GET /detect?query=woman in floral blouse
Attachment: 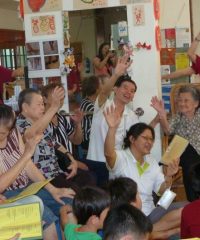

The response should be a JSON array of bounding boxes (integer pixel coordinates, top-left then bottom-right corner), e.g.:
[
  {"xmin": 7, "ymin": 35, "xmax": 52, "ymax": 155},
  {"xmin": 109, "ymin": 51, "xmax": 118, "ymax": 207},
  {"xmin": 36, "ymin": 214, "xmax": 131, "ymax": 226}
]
[{"xmin": 151, "ymin": 85, "xmax": 200, "ymax": 201}]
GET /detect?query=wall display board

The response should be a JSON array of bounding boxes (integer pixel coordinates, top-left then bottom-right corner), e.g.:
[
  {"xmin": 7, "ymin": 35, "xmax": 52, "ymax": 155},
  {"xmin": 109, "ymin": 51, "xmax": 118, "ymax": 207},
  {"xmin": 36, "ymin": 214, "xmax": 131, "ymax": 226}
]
[{"xmin": 160, "ymin": 27, "xmax": 190, "ymax": 112}]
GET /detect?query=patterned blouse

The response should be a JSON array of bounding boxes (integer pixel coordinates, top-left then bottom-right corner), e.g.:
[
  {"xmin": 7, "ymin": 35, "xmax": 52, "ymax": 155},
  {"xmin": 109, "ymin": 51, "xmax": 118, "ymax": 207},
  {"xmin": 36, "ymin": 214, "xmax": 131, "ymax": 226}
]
[
  {"xmin": 0, "ymin": 128, "xmax": 30, "ymax": 190},
  {"xmin": 50, "ymin": 113, "xmax": 74, "ymax": 152},
  {"xmin": 169, "ymin": 108, "xmax": 200, "ymax": 155},
  {"xmin": 16, "ymin": 114, "xmax": 62, "ymax": 179}
]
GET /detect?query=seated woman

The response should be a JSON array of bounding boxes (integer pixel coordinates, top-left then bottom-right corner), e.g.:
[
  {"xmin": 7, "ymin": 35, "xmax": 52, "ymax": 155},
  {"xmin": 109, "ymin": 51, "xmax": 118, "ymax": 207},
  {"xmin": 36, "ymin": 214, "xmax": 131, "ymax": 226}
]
[
  {"xmin": 104, "ymin": 106, "xmax": 187, "ymax": 236},
  {"xmin": 151, "ymin": 85, "xmax": 200, "ymax": 201},
  {"xmin": 17, "ymin": 86, "xmax": 94, "ymax": 191},
  {"xmin": 0, "ymin": 105, "xmax": 75, "ymax": 240},
  {"xmin": 41, "ymin": 83, "xmax": 96, "ymax": 186}
]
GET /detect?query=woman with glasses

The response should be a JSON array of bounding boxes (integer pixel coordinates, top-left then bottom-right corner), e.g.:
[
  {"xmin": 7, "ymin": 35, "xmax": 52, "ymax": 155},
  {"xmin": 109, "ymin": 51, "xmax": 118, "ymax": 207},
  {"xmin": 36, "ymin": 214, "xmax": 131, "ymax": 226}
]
[{"xmin": 104, "ymin": 106, "xmax": 186, "ymax": 238}]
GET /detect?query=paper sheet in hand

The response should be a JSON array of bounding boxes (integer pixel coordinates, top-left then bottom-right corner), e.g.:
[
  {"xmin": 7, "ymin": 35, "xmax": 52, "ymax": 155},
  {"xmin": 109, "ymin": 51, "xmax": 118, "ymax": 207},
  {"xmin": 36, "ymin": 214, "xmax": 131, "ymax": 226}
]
[
  {"xmin": 4, "ymin": 179, "xmax": 52, "ymax": 204},
  {"xmin": 162, "ymin": 135, "xmax": 189, "ymax": 164},
  {"xmin": 0, "ymin": 202, "xmax": 42, "ymax": 240}
]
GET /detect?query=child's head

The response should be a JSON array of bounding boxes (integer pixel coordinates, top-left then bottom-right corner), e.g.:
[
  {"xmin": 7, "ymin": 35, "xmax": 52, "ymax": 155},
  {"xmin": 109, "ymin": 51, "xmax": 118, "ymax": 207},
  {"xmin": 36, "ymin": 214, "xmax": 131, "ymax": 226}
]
[
  {"xmin": 103, "ymin": 204, "xmax": 153, "ymax": 240},
  {"xmin": 107, "ymin": 177, "xmax": 142, "ymax": 209},
  {"xmin": 73, "ymin": 186, "xmax": 110, "ymax": 228}
]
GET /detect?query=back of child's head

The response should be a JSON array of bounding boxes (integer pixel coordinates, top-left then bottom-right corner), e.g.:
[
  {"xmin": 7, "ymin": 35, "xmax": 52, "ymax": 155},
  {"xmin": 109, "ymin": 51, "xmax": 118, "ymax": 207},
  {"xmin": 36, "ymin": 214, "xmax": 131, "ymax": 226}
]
[
  {"xmin": 73, "ymin": 186, "xmax": 110, "ymax": 225},
  {"xmin": 103, "ymin": 204, "xmax": 153, "ymax": 240},
  {"xmin": 190, "ymin": 162, "xmax": 200, "ymax": 199},
  {"xmin": 107, "ymin": 177, "xmax": 138, "ymax": 208}
]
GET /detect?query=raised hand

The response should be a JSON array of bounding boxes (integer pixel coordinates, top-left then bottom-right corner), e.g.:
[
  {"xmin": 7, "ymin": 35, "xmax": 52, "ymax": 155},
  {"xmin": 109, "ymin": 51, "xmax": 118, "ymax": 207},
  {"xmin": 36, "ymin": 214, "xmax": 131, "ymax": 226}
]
[
  {"xmin": 104, "ymin": 105, "xmax": 121, "ymax": 129},
  {"xmin": 51, "ymin": 86, "xmax": 65, "ymax": 110},
  {"xmin": 114, "ymin": 54, "xmax": 133, "ymax": 77},
  {"xmin": 151, "ymin": 96, "xmax": 165, "ymax": 115}
]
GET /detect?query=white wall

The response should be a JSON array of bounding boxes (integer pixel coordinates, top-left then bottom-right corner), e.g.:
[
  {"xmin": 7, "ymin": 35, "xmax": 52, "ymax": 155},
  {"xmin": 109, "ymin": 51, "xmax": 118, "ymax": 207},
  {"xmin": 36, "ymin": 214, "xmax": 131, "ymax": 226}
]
[
  {"xmin": 160, "ymin": 0, "xmax": 190, "ymax": 29},
  {"xmin": 191, "ymin": 0, "xmax": 200, "ymax": 37},
  {"xmin": 0, "ymin": 9, "xmax": 23, "ymax": 30}
]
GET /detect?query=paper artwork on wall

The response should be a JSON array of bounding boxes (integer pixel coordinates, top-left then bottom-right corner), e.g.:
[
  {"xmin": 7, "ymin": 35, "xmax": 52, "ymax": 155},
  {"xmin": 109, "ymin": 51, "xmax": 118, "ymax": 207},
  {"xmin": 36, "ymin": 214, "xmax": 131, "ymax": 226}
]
[
  {"xmin": 31, "ymin": 15, "xmax": 56, "ymax": 36},
  {"xmin": 175, "ymin": 53, "xmax": 190, "ymax": 70},
  {"xmin": 73, "ymin": 0, "xmax": 108, "ymax": 10},
  {"xmin": 133, "ymin": 5, "xmax": 145, "ymax": 26},
  {"xmin": 120, "ymin": 0, "xmax": 151, "ymax": 4},
  {"xmin": 165, "ymin": 28, "xmax": 176, "ymax": 48},
  {"xmin": 24, "ymin": 0, "xmax": 62, "ymax": 14},
  {"xmin": 176, "ymin": 28, "xmax": 190, "ymax": 48},
  {"xmin": 118, "ymin": 21, "xmax": 128, "ymax": 37},
  {"xmin": 160, "ymin": 48, "xmax": 176, "ymax": 65},
  {"xmin": 27, "ymin": 57, "xmax": 42, "ymax": 71},
  {"xmin": 26, "ymin": 42, "xmax": 40, "ymax": 56}
]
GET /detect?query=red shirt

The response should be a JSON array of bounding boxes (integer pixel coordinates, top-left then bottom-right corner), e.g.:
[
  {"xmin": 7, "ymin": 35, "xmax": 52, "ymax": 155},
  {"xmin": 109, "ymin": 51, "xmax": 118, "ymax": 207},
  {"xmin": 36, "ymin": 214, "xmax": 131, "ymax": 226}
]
[
  {"xmin": 181, "ymin": 199, "xmax": 200, "ymax": 238},
  {"xmin": 0, "ymin": 66, "xmax": 14, "ymax": 104},
  {"xmin": 67, "ymin": 67, "xmax": 81, "ymax": 92},
  {"xmin": 191, "ymin": 55, "xmax": 200, "ymax": 75}
]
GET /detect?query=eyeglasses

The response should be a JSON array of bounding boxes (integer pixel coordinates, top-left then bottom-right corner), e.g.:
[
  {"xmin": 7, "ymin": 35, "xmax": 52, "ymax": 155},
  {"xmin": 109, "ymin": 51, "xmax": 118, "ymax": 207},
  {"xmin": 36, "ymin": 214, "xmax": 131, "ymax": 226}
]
[{"xmin": 140, "ymin": 135, "xmax": 154, "ymax": 142}]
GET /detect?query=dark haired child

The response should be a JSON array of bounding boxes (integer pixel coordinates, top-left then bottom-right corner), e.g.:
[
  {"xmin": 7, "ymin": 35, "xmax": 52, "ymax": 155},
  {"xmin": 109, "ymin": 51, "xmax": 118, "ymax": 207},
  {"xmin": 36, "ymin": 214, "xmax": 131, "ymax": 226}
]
[{"xmin": 60, "ymin": 186, "xmax": 110, "ymax": 240}]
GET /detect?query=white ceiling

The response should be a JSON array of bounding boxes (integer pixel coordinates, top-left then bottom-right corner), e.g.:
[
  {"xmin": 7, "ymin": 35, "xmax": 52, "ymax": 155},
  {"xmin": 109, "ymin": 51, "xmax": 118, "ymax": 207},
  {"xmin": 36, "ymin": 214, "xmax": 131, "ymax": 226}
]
[{"xmin": 0, "ymin": 0, "xmax": 19, "ymax": 11}]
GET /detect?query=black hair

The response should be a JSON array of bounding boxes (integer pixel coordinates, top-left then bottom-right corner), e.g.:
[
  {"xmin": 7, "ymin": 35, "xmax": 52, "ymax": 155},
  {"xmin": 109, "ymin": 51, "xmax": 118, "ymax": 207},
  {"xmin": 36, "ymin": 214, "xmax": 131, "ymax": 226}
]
[
  {"xmin": 103, "ymin": 204, "xmax": 153, "ymax": 240},
  {"xmin": 124, "ymin": 123, "xmax": 155, "ymax": 149},
  {"xmin": 190, "ymin": 162, "xmax": 200, "ymax": 199},
  {"xmin": 107, "ymin": 177, "xmax": 138, "ymax": 208},
  {"xmin": 82, "ymin": 75, "xmax": 100, "ymax": 98},
  {"xmin": 18, "ymin": 88, "xmax": 40, "ymax": 112},
  {"xmin": 178, "ymin": 85, "xmax": 200, "ymax": 109},
  {"xmin": 97, "ymin": 42, "xmax": 113, "ymax": 66},
  {"xmin": 0, "ymin": 104, "xmax": 16, "ymax": 129},
  {"xmin": 114, "ymin": 75, "xmax": 137, "ymax": 92},
  {"xmin": 72, "ymin": 186, "xmax": 110, "ymax": 225}
]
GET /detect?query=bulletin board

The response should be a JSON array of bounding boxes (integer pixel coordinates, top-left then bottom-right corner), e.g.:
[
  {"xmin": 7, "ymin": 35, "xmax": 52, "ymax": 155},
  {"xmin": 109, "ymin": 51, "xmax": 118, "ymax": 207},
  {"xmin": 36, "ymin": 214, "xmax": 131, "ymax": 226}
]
[{"xmin": 160, "ymin": 27, "xmax": 191, "ymax": 112}]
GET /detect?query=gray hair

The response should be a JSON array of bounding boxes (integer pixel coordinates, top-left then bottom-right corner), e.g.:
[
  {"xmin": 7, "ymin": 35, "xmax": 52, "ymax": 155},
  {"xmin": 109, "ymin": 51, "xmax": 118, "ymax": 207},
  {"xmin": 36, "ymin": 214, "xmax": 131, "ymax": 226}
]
[{"xmin": 178, "ymin": 85, "xmax": 200, "ymax": 105}]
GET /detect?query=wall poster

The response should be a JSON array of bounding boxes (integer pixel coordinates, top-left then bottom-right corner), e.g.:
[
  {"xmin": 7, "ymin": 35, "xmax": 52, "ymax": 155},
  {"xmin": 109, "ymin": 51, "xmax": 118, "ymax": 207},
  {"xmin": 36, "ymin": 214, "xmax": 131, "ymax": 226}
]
[
  {"xmin": 31, "ymin": 15, "xmax": 56, "ymax": 36},
  {"xmin": 73, "ymin": 0, "xmax": 108, "ymax": 10}
]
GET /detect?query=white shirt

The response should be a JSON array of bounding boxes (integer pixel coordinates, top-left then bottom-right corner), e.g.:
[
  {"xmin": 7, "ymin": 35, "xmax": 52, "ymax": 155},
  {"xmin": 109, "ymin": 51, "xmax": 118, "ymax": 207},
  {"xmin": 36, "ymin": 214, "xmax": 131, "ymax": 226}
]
[
  {"xmin": 87, "ymin": 98, "xmax": 139, "ymax": 162},
  {"xmin": 108, "ymin": 148, "xmax": 164, "ymax": 216}
]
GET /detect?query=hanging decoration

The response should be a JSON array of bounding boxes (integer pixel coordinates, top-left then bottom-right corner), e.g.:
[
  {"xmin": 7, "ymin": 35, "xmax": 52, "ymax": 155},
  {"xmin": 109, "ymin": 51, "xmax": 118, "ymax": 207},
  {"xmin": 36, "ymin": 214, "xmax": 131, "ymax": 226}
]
[
  {"xmin": 61, "ymin": 48, "xmax": 76, "ymax": 75},
  {"xmin": 153, "ymin": 0, "xmax": 160, "ymax": 20},
  {"xmin": 19, "ymin": 0, "xmax": 24, "ymax": 19},
  {"xmin": 135, "ymin": 42, "xmax": 151, "ymax": 50},
  {"xmin": 155, "ymin": 25, "xmax": 161, "ymax": 51}
]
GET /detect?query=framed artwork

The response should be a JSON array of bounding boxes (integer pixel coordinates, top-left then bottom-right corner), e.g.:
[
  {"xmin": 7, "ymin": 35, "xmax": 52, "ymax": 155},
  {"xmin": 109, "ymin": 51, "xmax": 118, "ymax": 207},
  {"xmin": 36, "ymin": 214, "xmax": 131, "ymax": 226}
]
[
  {"xmin": 26, "ymin": 42, "xmax": 40, "ymax": 56},
  {"xmin": 27, "ymin": 57, "xmax": 42, "ymax": 71},
  {"xmin": 31, "ymin": 15, "xmax": 56, "ymax": 36},
  {"xmin": 43, "ymin": 40, "xmax": 58, "ymax": 55},
  {"xmin": 133, "ymin": 5, "xmax": 145, "ymax": 26}
]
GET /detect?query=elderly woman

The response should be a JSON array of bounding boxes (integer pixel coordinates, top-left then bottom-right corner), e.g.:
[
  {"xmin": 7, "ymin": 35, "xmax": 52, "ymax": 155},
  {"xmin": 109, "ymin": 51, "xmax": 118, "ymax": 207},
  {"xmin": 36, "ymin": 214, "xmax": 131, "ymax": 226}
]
[
  {"xmin": 104, "ymin": 106, "xmax": 186, "ymax": 237},
  {"xmin": 0, "ymin": 105, "xmax": 75, "ymax": 240},
  {"xmin": 151, "ymin": 85, "xmax": 200, "ymax": 201}
]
